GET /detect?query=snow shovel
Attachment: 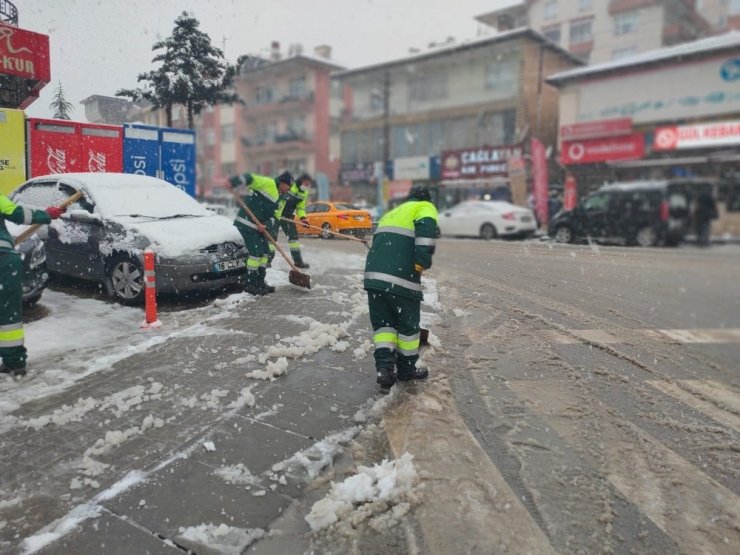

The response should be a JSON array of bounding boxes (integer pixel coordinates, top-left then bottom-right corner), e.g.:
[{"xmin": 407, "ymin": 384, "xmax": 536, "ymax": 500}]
[
  {"xmin": 13, "ymin": 191, "xmax": 84, "ymax": 245},
  {"xmin": 280, "ymin": 217, "xmax": 370, "ymax": 248},
  {"xmin": 229, "ymin": 190, "xmax": 311, "ymax": 289}
]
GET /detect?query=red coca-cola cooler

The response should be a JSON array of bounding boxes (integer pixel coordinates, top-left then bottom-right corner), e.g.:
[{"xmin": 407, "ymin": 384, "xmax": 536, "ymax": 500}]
[
  {"xmin": 27, "ymin": 118, "xmax": 81, "ymax": 176},
  {"xmin": 79, "ymin": 123, "xmax": 123, "ymax": 173},
  {"xmin": 27, "ymin": 118, "xmax": 123, "ymax": 177}
]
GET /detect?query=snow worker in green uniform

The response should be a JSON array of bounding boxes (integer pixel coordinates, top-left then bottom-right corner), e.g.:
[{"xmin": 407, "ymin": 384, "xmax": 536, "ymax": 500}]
[
  {"xmin": 276, "ymin": 173, "xmax": 312, "ymax": 269},
  {"xmin": 230, "ymin": 171, "xmax": 292, "ymax": 296},
  {"xmin": 1, "ymin": 194, "xmax": 65, "ymax": 377},
  {"xmin": 363, "ymin": 185, "xmax": 438, "ymax": 392}
]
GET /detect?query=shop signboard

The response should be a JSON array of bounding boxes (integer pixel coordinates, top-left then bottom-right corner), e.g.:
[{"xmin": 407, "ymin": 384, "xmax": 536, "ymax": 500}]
[
  {"xmin": 441, "ymin": 145, "xmax": 522, "ymax": 180},
  {"xmin": 0, "ymin": 21, "xmax": 51, "ymax": 108},
  {"xmin": 0, "ymin": 108, "xmax": 26, "ymax": 195},
  {"xmin": 560, "ymin": 118, "xmax": 632, "ymax": 141},
  {"xmin": 561, "ymin": 133, "xmax": 645, "ymax": 165},
  {"xmin": 339, "ymin": 162, "xmax": 375, "ymax": 183},
  {"xmin": 393, "ymin": 156, "xmax": 430, "ymax": 180},
  {"xmin": 653, "ymin": 120, "xmax": 740, "ymax": 150}
]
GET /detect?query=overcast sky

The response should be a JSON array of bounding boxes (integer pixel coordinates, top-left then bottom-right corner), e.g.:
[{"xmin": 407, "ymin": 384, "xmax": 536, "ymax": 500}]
[{"xmin": 20, "ymin": 0, "xmax": 511, "ymax": 120}]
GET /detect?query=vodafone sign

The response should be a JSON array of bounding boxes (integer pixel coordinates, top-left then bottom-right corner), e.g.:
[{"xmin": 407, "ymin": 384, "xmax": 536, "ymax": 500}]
[
  {"xmin": 654, "ymin": 120, "xmax": 740, "ymax": 150},
  {"xmin": 561, "ymin": 133, "xmax": 645, "ymax": 165}
]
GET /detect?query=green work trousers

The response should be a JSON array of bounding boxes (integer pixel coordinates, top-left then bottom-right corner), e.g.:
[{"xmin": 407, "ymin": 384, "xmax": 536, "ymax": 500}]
[
  {"xmin": 367, "ymin": 290, "xmax": 421, "ymax": 374},
  {"xmin": 0, "ymin": 252, "xmax": 26, "ymax": 370}
]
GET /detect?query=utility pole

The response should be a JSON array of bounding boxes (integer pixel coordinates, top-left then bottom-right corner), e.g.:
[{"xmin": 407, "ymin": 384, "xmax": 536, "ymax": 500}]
[{"xmin": 378, "ymin": 68, "xmax": 391, "ymax": 215}]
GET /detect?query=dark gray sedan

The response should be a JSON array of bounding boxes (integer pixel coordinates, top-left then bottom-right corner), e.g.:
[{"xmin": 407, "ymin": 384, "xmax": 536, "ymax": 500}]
[{"xmin": 11, "ymin": 173, "xmax": 248, "ymax": 304}]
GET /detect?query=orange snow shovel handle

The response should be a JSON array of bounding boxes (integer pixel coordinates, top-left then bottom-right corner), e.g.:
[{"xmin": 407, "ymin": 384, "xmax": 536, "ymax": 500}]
[{"xmin": 13, "ymin": 191, "xmax": 84, "ymax": 245}]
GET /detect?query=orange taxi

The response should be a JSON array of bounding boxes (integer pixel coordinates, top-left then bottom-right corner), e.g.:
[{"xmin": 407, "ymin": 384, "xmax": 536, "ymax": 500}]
[{"xmin": 297, "ymin": 201, "xmax": 373, "ymax": 239}]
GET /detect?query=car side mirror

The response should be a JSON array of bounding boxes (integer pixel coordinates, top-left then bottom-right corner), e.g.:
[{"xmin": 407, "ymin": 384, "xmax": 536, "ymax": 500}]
[{"xmin": 67, "ymin": 209, "xmax": 102, "ymax": 225}]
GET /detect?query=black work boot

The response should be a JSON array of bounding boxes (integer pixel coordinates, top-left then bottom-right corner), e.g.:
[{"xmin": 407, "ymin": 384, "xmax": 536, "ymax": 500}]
[
  {"xmin": 258, "ymin": 268, "xmax": 276, "ymax": 293},
  {"xmin": 397, "ymin": 367, "xmax": 429, "ymax": 382},
  {"xmin": 0, "ymin": 364, "xmax": 26, "ymax": 377},
  {"xmin": 376, "ymin": 366, "xmax": 396, "ymax": 394},
  {"xmin": 293, "ymin": 255, "xmax": 310, "ymax": 269},
  {"xmin": 243, "ymin": 276, "xmax": 267, "ymax": 296}
]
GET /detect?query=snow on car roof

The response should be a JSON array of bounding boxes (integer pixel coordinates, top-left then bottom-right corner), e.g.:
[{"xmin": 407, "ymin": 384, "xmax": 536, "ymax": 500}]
[{"xmin": 32, "ymin": 173, "xmax": 210, "ymax": 219}]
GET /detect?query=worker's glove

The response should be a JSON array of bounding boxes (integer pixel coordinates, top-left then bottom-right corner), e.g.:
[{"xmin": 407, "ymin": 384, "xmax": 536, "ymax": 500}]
[
  {"xmin": 228, "ymin": 175, "xmax": 245, "ymax": 188},
  {"xmin": 257, "ymin": 222, "xmax": 266, "ymax": 233},
  {"xmin": 300, "ymin": 217, "xmax": 309, "ymax": 228},
  {"xmin": 45, "ymin": 206, "xmax": 65, "ymax": 219},
  {"xmin": 414, "ymin": 263, "xmax": 424, "ymax": 274}
]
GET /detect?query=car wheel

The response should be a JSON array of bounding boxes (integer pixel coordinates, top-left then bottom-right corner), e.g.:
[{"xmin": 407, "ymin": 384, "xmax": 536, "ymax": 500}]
[
  {"xmin": 105, "ymin": 254, "xmax": 144, "ymax": 305},
  {"xmin": 554, "ymin": 225, "xmax": 574, "ymax": 243},
  {"xmin": 480, "ymin": 223, "xmax": 497, "ymax": 240},
  {"xmin": 635, "ymin": 226, "xmax": 658, "ymax": 247},
  {"xmin": 320, "ymin": 223, "xmax": 332, "ymax": 240}
]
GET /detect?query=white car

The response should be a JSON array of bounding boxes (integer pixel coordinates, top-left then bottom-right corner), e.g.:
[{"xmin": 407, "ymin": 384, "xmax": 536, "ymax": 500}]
[{"xmin": 438, "ymin": 200, "xmax": 537, "ymax": 240}]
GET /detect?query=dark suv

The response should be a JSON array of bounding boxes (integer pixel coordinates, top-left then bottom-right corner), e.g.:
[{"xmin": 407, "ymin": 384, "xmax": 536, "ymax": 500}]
[{"xmin": 548, "ymin": 180, "xmax": 694, "ymax": 247}]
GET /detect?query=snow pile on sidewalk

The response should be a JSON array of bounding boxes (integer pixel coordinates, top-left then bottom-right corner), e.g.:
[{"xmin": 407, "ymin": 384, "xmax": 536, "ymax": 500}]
[
  {"xmin": 178, "ymin": 523, "xmax": 265, "ymax": 553},
  {"xmin": 305, "ymin": 452, "xmax": 420, "ymax": 533},
  {"xmin": 273, "ymin": 427, "xmax": 359, "ymax": 479}
]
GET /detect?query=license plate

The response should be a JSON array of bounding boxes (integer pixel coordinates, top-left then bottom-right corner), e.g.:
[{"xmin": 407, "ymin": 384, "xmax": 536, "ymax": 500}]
[
  {"xmin": 520, "ymin": 215, "xmax": 532, "ymax": 222},
  {"xmin": 214, "ymin": 259, "xmax": 244, "ymax": 272}
]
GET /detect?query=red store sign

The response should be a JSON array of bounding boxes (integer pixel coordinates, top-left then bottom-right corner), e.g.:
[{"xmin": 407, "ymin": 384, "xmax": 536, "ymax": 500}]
[
  {"xmin": 441, "ymin": 145, "xmax": 523, "ymax": 180},
  {"xmin": 560, "ymin": 118, "xmax": 632, "ymax": 141},
  {"xmin": 654, "ymin": 120, "xmax": 740, "ymax": 150},
  {"xmin": 561, "ymin": 133, "xmax": 645, "ymax": 165},
  {"xmin": 0, "ymin": 20, "xmax": 50, "ymax": 81}
]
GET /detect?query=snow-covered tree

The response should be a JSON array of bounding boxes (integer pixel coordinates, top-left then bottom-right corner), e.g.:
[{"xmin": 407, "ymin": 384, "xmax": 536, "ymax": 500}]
[
  {"xmin": 116, "ymin": 12, "xmax": 239, "ymax": 129},
  {"xmin": 49, "ymin": 81, "xmax": 74, "ymax": 120}
]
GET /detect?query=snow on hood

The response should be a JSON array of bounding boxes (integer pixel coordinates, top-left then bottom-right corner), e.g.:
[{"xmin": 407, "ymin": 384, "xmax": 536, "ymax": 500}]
[{"xmin": 113, "ymin": 214, "xmax": 243, "ymax": 257}]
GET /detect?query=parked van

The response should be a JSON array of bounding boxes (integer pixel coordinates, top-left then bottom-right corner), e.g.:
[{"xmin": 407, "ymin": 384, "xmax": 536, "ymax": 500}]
[{"xmin": 548, "ymin": 180, "xmax": 696, "ymax": 247}]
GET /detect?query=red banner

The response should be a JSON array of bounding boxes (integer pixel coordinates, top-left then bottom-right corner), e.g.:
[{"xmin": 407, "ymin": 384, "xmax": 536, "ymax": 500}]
[
  {"xmin": 564, "ymin": 173, "xmax": 577, "ymax": 211},
  {"xmin": 561, "ymin": 133, "xmax": 644, "ymax": 165},
  {"xmin": 531, "ymin": 138, "xmax": 549, "ymax": 226},
  {"xmin": 560, "ymin": 118, "xmax": 632, "ymax": 141}
]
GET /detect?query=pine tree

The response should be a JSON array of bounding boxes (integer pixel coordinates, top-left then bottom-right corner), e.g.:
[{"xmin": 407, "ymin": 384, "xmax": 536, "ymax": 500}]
[
  {"xmin": 49, "ymin": 80, "xmax": 74, "ymax": 120},
  {"xmin": 117, "ymin": 12, "xmax": 239, "ymax": 129}
]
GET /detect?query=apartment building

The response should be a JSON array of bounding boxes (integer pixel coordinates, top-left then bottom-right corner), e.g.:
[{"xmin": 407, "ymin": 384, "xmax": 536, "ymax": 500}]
[
  {"xmin": 475, "ymin": 0, "xmax": 712, "ymax": 63},
  {"xmin": 334, "ymin": 29, "xmax": 581, "ymax": 207},
  {"xmin": 234, "ymin": 43, "xmax": 344, "ymax": 195}
]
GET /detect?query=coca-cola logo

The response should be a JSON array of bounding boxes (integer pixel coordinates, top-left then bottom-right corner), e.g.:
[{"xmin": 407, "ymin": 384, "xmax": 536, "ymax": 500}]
[
  {"xmin": 88, "ymin": 150, "xmax": 106, "ymax": 172},
  {"xmin": 46, "ymin": 145, "xmax": 67, "ymax": 174}
]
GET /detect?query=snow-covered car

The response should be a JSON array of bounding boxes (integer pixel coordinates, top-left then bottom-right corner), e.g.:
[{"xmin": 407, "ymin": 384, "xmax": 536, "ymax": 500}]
[
  {"xmin": 6, "ymin": 223, "xmax": 49, "ymax": 306},
  {"xmin": 438, "ymin": 200, "xmax": 537, "ymax": 240},
  {"xmin": 11, "ymin": 173, "xmax": 248, "ymax": 305}
]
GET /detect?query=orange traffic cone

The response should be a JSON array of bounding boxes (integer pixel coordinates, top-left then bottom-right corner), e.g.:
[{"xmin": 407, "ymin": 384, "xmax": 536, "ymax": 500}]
[{"xmin": 141, "ymin": 248, "xmax": 161, "ymax": 329}]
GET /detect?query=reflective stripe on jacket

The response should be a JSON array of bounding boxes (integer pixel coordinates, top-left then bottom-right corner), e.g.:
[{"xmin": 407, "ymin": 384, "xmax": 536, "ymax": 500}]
[{"xmin": 232, "ymin": 174, "xmax": 280, "ymax": 232}]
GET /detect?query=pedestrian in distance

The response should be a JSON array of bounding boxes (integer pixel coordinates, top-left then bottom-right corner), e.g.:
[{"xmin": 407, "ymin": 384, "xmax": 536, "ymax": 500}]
[
  {"xmin": 229, "ymin": 171, "xmax": 292, "ymax": 295},
  {"xmin": 693, "ymin": 190, "xmax": 718, "ymax": 247},
  {"xmin": 363, "ymin": 184, "xmax": 439, "ymax": 393},
  {"xmin": 1, "ymin": 195, "xmax": 65, "ymax": 377}
]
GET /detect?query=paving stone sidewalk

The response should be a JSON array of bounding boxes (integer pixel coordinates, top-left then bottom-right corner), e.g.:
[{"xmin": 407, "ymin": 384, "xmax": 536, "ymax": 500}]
[{"xmin": 0, "ymin": 260, "xmax": 389, "ymax": 554}]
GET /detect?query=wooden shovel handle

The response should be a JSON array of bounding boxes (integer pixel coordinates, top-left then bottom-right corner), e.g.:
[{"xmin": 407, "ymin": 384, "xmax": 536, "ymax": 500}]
[
  {"xmin": 280, "ymin": 217, "xmax": 369, "ymax": 244},
  {"xmin": 14, "ymin": 190, "xmax": 84, "ymax": 245}
]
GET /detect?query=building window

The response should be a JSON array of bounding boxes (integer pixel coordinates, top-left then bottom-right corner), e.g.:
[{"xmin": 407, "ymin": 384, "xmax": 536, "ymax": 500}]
[
  {"xmin": 579, "ymin": 0, "xmax": 592, "ymax": 11},
  {"xmin": 409, "ymin": 72, "xmax": 448, "ymax": 102},
  {"xmin": 255, "ymin": 86, "xmax": 275, "ymax": 104},
  {"xmin": 614, "ymin": 11, "xmax": 639, "ymax": 35},
  {"xmin": 485, "ymin": 58, "xmax": 518, "ymax": 93},
  {"xmin": 368, "ymin": 84, "xmax": 385, "ymax": 113},
  {"xmin": 221, "ymin": 163, "xmax": 235, "ymax": 176},
  {"xmin": 287, "ymin": 116, "xmax": 305, "ymax": 137},
  {"xmin": 612, "ymin": 45, "xmax": 638, "ymax": 60},
  {"xmin": 570, "ymin": 19, "xmax": 593, "ymax": 44},
  {"xmin": 205, "ymin": 128, "xmax": 216, "ymax": 146},
  {"xmin": 731, "ymin": 0, "xmax": 740, "ymax": 15},
  {"xmin": 288, "ymin": 76, "xmax": 307, "ymax": 99},
  {"xmin": 221, "ymin": 124, "xmax": 234, "ymax": 143},
  {"xmin": 542, "ymin": 24, "xmax": 561, "ymax": 44},
  {"xmin": 331, "ymin": 79, "xmax": 343, "ymax": 99},
  {"xmin": 256, "ymin": 121, "xmax": 277, "ymax": 144},
  {"xmin": 544, "ymin": 0, "xmax": 558, "ymax": 21}
]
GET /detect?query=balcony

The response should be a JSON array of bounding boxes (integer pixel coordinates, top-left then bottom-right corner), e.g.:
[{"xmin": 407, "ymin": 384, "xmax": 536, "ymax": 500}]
[
  {"xmin": 241, "ymin": 132, "xmax": 314, "ymax": 153},
  {"xmin": 244, "ymin": 91, "xmax": 315, "ymax": 118},
  {"xmin": 608, "ymin": 0, "xmax": 655, "ymax": 15}
]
